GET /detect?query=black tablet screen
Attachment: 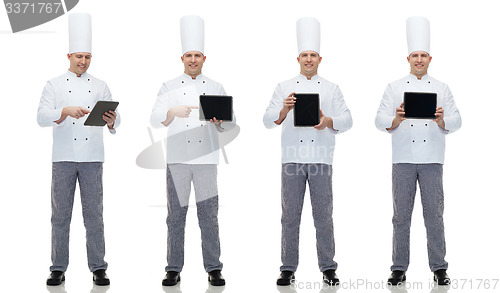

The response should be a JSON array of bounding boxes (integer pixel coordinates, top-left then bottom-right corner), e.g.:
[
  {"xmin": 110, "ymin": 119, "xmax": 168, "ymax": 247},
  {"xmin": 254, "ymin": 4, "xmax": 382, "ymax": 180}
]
[
  {"xmin": 294, "ymin": 93, "xmax": 320, "ymax": 127},
  {"xmin": 404, "ymin": 92, "xmax": 437, "ymax": 119},
  {"xmin": 199, "ymin": 95, "xmax": 233, "ymax": 121}
]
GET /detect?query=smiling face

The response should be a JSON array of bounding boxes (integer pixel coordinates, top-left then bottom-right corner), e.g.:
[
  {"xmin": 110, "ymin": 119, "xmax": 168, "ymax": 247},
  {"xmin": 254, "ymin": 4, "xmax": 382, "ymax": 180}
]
[
  {"xmin": 297, "ymin": 50, "xmax": 322, "ymax": 79},
  {"xmin": 67, "ymin": 52, "xmax": 92, "ymax": 77},
  {"xmin": 182, "ymin": 51, "xmax": 206, "ymax": 78},
  {"xmin": 407, "ymin": 51, "xmax": 432, "ymax": 79}
]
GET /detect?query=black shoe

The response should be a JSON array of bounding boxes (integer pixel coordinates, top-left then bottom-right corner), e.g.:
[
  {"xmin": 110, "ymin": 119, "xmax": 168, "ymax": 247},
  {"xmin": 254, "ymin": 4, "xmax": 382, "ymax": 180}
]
[
  {"xmin": 162, "ymin": 271, "xmax": 181, "ymax": 286},
  {"xmin": 208, "ymin": 270, "xmax": 225, "ymax": 286},
  {"xmin": 46, "ymin": 271, "xmax": 65, "ymax": 286},
  {"xmin": 388, "ymin": 270, "xmax": 406, "ymax": 285},
  {"xmin": 276, "ymin": 271, "xmax": 295, "ymax": 286},
  {"xmin": 323, "ymin": 269, "xmax": 340, "ymax": 286},
  {"xmin": 93, "ymin": 269, "xmax": 110, "ymax": 286},
  {"xmin": 433, "ymin": 269, "xmax": 450, "ymax": 285}
]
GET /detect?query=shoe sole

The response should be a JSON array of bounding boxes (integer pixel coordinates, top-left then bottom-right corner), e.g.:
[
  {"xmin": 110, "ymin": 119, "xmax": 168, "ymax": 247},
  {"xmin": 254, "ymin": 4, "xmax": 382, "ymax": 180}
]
[
  {"xmin": 277, "ymin": 278, "xmax": 295, "ymax": 286},
  {"xmin": 208, "ymin": 278, "xmax": 226, "ymax": 286},
  {"xmin": 388, "ymin": 276, "xmax": 406, "ymax": 286},
  {"xmin": 434, "ymin": 276, "xmax": 450, "ymax": 286},
  {"xmin": 323, "ymin": 278, "xmax": 340, "ymax": 286},
  {"xmin": 162, "ymin": 276, "xmax": 180, "ymax": 286},
  {"xmin": 94, "ymin": 279, "xmax": 110, "ymax": 286}
]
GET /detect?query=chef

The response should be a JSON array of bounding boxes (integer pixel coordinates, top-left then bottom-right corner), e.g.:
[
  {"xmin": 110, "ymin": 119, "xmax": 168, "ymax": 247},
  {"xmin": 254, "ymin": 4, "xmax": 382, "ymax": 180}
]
[
  {"xmin": 150, "ymin": 15, "xmax": 234, "ymax": 287},
  {"xmin": 263, "ymin": 17, "xmax": 352, "ymax": 286},
  {"xmin": 375, "ymin": 16, "xmax": 461, "ymax": 286},
  {"xmin": 37, "ymin": 13, "xmax": 120, "ymax": 286}
]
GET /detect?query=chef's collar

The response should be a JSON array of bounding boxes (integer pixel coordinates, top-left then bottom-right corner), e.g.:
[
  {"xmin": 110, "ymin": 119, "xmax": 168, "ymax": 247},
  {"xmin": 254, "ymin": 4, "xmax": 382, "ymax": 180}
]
[
  {"xmin": 408, "ymin": 72, "xmax": 429, "ymax": 81},
  {"xmin": 183, "ymin": 72, "xmax": 204, "ymax": 80},
  {"xmin": 67, "ymin": 70, "xmax": 88, "ymax": 78},
  {"xmin": 298, "ymin": 73, "xmax": 320, "ymax": 81}
]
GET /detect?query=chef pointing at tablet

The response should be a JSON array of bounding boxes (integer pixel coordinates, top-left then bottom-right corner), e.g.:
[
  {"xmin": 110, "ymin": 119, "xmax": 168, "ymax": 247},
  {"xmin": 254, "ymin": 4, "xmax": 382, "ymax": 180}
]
[
  {"xmin": 37, "ymin": 13, "xmax": 120, "ymax": 286},
  {"xmin": 263, "ymin": 17, "xmax": 352, "ymax": 286},
  {"xmin": 150, "ymin": 15, "xmax": 234, "ymax": 287},
  {"xmin": 375, "ymin": 16, "xmax": 461, "ymax": 286}
]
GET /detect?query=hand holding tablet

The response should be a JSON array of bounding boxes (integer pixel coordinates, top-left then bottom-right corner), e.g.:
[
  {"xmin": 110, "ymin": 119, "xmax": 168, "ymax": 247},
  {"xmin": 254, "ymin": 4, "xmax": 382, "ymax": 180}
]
[{"xmin": 84, "ymin": 101, "xmax": 119, "ymax": 126}]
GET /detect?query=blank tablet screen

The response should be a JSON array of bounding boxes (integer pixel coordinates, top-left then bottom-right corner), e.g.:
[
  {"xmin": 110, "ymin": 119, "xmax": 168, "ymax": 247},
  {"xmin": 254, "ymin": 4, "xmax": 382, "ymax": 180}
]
[
  {"xmin": 199, "ymin": 95, "xmax": 233, "ymax": 121},
  {"xmin": 294, "ymin": 93, "xmax": 320, "ymax": 127},
  {"xmin": 404, "ymin": 92, "xmax": 437, "ymax": 119},
  {"xmin": 84, "ymin": 101, "xmax": 119, "ymax": 126}
]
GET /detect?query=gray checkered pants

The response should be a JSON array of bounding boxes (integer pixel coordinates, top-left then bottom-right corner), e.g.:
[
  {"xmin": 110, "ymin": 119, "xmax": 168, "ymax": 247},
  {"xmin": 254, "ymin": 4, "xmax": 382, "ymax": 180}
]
[
  {"xmin": 280, "ymin": 163, "xmax": 338, "ymax": 272},
  {"xmin": 50, "ymin": 162, "xmax": 108, "ymax": 272},
  {"xmin": 165, "ymin": 164, "xmax": 222, "ymax": 273},
  {"xmin": 391, "ymin": 163, "xmax": 449, "ymax": 272}
]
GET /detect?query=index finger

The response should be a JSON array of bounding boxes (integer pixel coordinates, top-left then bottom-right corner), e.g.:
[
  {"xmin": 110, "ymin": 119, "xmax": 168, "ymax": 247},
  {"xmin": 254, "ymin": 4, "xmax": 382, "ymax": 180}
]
[{"xmin": 188, "ymin": 106, "xmax": 199, "ymax": 109}]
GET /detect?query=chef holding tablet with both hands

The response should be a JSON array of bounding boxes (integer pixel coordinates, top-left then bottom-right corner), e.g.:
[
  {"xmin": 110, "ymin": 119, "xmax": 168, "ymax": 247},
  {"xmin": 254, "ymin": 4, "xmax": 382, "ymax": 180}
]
[
  {"xmin": 375, "ymin": 16, "xmax": 461, "ymax": 286},
  {"xmin": 263, "ymin": 17, "xmax": 352, "ymax": 287}
]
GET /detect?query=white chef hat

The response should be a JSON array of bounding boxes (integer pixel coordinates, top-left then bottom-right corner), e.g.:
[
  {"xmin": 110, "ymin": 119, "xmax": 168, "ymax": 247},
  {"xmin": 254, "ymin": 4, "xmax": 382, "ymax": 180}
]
[
  {"xmin": 406, "ymin": 16, "xmax": 430, "ymax": 56},
  {"xmin": 68, "ymin": 13, "xmax": 92, "ymax": 54},
  {"xmin": 297, "ymin": 17, "xmax": 320, "ymax": 56},
  {"xmin": 180, "ymin": 15, "xmax": 205, "ymax": 55}
]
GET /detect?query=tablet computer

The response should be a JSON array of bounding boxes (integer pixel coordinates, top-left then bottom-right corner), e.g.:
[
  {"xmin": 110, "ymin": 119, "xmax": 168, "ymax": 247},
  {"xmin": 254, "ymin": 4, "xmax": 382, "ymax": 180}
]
[
  {"xmin": 84, "ymin": 101, "xmax": 119, "ymax": 126},
  {"xmin": 199, "ymin": 95, "xmax": 233, "ymax": 121},
  {"xmin": 293, "ymin": 93, "xmax": 320, "ymax": 127},
  {"xmin": 403, "ymin": 92, "xmax": 437, "ymax": 119}
]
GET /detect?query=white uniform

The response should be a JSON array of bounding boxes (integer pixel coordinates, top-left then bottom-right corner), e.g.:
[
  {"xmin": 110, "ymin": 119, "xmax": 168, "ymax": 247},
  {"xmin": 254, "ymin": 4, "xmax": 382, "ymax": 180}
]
[
  {"xmin": 375, "ymin": 73, "xmax": 461, "ymax": 164},
  {"xmin": 37, "ymin": 70, "xmax": 121, "ymax": 162},
  {"xmin": 150, "ymin": 73, "xmax": 235, "ymax": 164},
  {"xmin": 263, "ymin": 74, "xmax": 352, "ymax": 165}
]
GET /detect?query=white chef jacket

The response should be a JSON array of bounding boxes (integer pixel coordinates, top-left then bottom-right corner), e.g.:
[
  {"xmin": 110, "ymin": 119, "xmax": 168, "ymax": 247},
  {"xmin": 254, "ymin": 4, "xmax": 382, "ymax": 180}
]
[
  {"xmin": 375, "ymin": 74, "xmax": 461, "ymax": 164},
  {"xmin": 150, "ymin": 73, "xmax": 234, "ymax": 165},
  {"xmin": 263, "ymin": 74, "xmax": 352, "ymax": 165},
  {"xmin": 37, "ymin": 71, "xmax": 121, "ymax": 162}
]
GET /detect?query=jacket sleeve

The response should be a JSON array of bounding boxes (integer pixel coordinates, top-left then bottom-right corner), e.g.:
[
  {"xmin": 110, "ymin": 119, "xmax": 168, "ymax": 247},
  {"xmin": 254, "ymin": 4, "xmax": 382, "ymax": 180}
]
[
  {"xmin": 37, "ymin": 81, "xmax": 64, "ymax": 127},
  {"xmin": 330, "ymin": 85, "xmax": 352, "ymax": 134},
  {"xmin": 102, "ymin": 83, "xmax": 120, "ymax": 134},
  {"xmin": 442, "ymin": 85, "xmax": 461, "ymax": 133},
  {"xmin": 263, "ymin": 83, "xmax": 283, "ymax": 129},
  {"xmin": 150, "ymin": 84, "xmax": 170, "ymax": 129},
  {"xmin": 375, "ymin": 84, "xmax": 396, "ymax": 132}
]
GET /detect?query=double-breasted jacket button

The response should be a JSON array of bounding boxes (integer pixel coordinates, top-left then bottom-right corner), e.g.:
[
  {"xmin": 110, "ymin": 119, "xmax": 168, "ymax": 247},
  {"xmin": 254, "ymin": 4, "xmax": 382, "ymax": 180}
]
[{"xmin": 182, "ymin": 81, "xmax": 184, "ymax": 83}]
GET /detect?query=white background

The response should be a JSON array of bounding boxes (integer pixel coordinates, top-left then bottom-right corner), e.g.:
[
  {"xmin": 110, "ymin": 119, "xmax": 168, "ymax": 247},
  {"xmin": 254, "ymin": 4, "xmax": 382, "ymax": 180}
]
[{"xmin": 1, "ymin": 0, "xmax": 499, "ymax": 292}]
